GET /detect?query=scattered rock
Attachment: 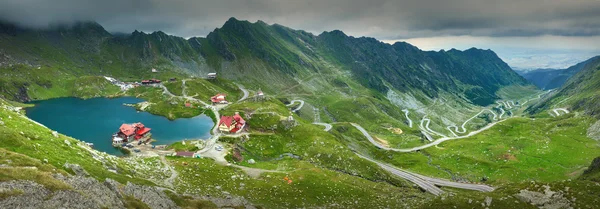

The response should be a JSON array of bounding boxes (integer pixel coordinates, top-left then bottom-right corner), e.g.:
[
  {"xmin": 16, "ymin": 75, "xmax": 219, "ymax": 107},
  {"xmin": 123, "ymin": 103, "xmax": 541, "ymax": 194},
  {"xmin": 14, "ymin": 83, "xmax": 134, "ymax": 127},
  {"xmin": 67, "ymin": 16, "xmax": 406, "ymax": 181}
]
[
  {"xmin": 587, "ymin": 120, "xmax": 600, "ymax": 141},
  {"xmin": 515, "ymin": 185, "xmax": 572, "ymax": 209},
  {"xmin": 52, "ymin": 131, "xmax": 59, "ymax": 138},
  {"xmin": 64, "ymin": 163, "xmax": 89, "ymax": 177},
  {"xmin": 0, "ymin": 120, "xmax": 4, "ymax": 126},
  {"xmin": 64, "ymin": 140, "xmax": 71, "ymax": 146},
  {"xmin": 42, "ymin": 159, "xmax": 48, "ymax": 164},
  {"xmin": 248, "ymin": 159, "xmax": 256, "ymax": 164},
  {"xmin": 104, "ymin": 179, "xmax": 123, "ymax": 198},
  {"xmin": 485, "ymin": 196, "xmax": 492, "ymax": 206},
  {"xmin": 123, "ymin": 182, "xmax": 178, "ymax": 209}
]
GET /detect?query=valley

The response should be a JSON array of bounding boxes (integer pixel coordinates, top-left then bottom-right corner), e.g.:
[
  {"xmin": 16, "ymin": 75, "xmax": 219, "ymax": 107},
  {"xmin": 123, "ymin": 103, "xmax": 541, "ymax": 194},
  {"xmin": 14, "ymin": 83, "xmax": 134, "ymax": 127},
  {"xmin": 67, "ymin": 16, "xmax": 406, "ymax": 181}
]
[{"xmin": 1, "ymin": 17, "xmax": 600, "ymax": 209}]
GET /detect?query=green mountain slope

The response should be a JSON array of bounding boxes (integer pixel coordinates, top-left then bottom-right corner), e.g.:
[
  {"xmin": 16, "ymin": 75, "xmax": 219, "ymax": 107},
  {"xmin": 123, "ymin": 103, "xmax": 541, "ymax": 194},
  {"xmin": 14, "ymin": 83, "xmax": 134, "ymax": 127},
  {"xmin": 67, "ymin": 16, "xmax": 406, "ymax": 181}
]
[
  {"xmin": 528, "ymin": 57, "xmax": 600, "ymax": 117},
  {"xmin": 519, "ymin": 56, "xmax": 599, "ymax": 90},
  {"xmin": 1, "ymin": 18, "xmax": 529, "ymax": 107}
]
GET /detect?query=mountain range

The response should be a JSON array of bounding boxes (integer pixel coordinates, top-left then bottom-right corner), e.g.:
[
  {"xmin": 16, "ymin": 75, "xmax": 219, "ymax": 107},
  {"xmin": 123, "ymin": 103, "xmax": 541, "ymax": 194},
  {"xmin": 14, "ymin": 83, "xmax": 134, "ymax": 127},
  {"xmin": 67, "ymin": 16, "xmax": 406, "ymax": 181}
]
[
  {"xmin": 517, "ymin": 56, "xmax": 600, "ymax": 90},
  {"xmin": 3, "ymin": 17, "xmax": 600, "ymax": 208},
  {"xmin": 0, "ymin": 18, "xmax": 528, "ymax": 107}
]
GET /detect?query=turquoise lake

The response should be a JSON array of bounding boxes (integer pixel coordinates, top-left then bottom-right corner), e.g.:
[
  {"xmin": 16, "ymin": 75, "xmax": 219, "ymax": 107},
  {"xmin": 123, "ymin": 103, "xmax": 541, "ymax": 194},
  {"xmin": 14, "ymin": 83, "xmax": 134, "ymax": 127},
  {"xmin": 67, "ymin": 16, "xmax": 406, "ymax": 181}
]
[{"xmin": 25, "ymin": 97, "xmax": 213, "ymax": 155}]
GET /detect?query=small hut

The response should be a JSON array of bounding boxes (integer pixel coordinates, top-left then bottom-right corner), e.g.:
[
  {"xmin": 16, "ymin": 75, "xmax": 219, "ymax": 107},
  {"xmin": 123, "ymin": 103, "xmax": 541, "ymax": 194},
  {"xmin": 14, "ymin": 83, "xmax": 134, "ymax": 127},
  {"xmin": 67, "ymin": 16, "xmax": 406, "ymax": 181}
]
[{"xmin": 207, "ymin": 73, "xmax": 217, "ymax": 79}]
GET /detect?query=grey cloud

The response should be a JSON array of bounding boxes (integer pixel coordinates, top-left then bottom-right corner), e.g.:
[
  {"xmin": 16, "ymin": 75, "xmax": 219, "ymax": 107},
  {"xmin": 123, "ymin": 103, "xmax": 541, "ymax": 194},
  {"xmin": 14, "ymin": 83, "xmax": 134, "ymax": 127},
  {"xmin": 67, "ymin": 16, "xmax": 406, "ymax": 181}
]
[{"xmin": 0, "ymin": 0, "xmax": 599, "ymax": 39}]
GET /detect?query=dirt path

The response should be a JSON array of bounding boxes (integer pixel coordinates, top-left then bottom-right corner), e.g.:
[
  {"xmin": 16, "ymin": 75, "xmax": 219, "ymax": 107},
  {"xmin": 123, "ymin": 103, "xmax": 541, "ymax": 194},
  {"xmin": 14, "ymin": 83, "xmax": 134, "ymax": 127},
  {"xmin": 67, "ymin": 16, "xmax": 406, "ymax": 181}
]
[{"xmin": 160, "ymin": 155, "xmax": 178, "ymax": 188}]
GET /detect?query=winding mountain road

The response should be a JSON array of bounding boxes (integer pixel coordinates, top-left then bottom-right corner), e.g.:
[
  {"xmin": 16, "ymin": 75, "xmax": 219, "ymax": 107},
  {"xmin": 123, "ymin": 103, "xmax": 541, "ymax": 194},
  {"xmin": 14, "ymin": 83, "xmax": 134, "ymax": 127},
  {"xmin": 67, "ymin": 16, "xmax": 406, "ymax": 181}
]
[
  {"xmin": 446, "ymin": 109, "xmax": 498, "ymax": 135},
  {"xmin": 236, "ymin": 84, "xmax": 249, "ymax": 102},
  {"xmin": 402, "ymin": 109, "xmax": 413, "ymax": 128},
  {"xmin": 552, "ymin": 108, "xmax": 570, "ymax": 116},
  {"xmin": 352, "ymin": 117, "xmax": 507, "ymax": 152},
  {"xmin": 313, "ymin": 122, "xmax": 333, "ymax": 131},
  {"xmin": 420, "ymin": 117, "xmax": 447, "ymax": 138},
  {"xmin": 286, "ymin": 100, "xmax": 305, "ymax": 112}
]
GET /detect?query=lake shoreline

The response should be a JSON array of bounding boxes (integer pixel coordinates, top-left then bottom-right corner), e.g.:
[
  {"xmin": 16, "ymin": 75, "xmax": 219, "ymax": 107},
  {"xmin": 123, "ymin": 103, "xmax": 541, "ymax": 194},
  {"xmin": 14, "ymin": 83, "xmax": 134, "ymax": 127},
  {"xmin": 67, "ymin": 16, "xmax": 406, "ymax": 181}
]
[{"xmin": 25, "ymin": 96, "xmax": 214, "ymax": 155}]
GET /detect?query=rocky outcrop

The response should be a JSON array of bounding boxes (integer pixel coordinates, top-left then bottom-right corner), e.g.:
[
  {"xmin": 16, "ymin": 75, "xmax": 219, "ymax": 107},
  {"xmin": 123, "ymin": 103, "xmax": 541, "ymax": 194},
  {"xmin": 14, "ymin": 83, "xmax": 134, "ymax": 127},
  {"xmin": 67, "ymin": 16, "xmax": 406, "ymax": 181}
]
[
  {"xmin": 515, "ymin": 185, "xmax": 572, "ymax": 209},
  {"xmin": 587, "ymin": 120, "xmax": 600, "ymax": 141},
  {"xmin": 0, "ymin": 179, "xmax": 118, "ymax": 209},
  {"xmin": 123, "ymin": 182, "xmax": 178, "ymax": 209},
  {"xmin": 0, "ymin": 164, "xmax": 180, "ymax": 209}
]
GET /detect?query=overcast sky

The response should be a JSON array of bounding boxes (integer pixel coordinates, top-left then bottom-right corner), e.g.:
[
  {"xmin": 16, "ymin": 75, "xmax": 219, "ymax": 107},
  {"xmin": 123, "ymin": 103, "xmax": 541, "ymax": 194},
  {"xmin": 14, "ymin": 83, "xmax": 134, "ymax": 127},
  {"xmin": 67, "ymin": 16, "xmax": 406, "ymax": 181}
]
[{"xmin": 1, "ymin": 0, "xmax": 599, "ymax": 69}]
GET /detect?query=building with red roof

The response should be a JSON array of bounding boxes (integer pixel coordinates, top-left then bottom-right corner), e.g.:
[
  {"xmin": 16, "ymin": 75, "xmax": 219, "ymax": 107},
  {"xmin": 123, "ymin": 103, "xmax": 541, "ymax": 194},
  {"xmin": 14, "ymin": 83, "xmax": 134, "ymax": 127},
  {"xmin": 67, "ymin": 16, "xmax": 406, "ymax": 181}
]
[
  {"xmin": 210, "ymin": 94, "xmax": 228, "ymax": 104},
  {"xmin": 218, "ymin": 112, "xmax": 246, "ymax": 133},
  {"xmin": 115, "ymin": 122, "xmax": 152, "ymax": 142}
]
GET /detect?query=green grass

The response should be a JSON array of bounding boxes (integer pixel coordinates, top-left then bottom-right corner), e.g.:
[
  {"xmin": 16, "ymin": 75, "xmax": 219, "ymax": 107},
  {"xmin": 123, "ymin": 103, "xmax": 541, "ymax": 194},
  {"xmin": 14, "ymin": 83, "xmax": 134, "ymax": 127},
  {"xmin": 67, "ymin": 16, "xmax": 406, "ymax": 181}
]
[
  {"xmin": 0, "ymin": 189, "xmax": 24, "ymax": 200},
  {"xmin": 164, "ymin": 190, "xmax": 218, "ymax": 209},
  {"xmin": 0, "ymin": 99, "xmax": 155, "ymax": 187},
  {"xmin": 0, "ymin": 149, "xmax": 72, "ymax": 191},
  {"xmin": 371, "ymin": 114, "xmax": 600, "ymax": 185},
  {"xmin": 123, "ymin": 195, "xmax": 151, "ymax": 209},
  {"xmin": 170, "ymin": 157, "xmax": 426, "ymax": 208},
  {"xmin": 163, "ymin": 81, "xmax": 183, "ymax": 96},
  {"xmin": 184, "ymin": 78, "xmax": 242, "ymax": 102},
  {"xmin": 126, "ymin": 86, "xmax": 206, "ymax": 120},
  {"xmin": 168, "ymin": 141, "xmax": 199, "ymax": 152}
]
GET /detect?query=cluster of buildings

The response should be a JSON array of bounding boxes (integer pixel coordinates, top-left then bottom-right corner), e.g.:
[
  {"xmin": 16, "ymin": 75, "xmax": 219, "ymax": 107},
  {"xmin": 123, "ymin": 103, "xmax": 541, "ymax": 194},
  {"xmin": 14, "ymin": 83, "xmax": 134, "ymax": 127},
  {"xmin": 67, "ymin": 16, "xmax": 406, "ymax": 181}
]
[
  {"xmin": 211, "ymin": 93, "xmax": 228, "ymax": 104},
  {"xmin": 112, "ymin": 123, "xmax": 152, "ymax": 146},
  {"xmin": 218, "ymin": 112, "xmax": 246, "ymax": 133},
  {"xmin": 103, "ymin": 76, "xmax": 135, "ymax": 91},
  {"xmin": 141, "ymin": 78, "xmax": 162, "ymax": 85}
]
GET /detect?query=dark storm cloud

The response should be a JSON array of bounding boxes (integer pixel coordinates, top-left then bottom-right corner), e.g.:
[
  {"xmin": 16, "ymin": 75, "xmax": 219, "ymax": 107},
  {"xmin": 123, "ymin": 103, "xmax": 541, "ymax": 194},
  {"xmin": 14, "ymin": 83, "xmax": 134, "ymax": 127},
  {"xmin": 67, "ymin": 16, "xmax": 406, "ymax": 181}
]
[{"xmin": 0, "ymin": 0, "xmax": 598, "ymax": 39}]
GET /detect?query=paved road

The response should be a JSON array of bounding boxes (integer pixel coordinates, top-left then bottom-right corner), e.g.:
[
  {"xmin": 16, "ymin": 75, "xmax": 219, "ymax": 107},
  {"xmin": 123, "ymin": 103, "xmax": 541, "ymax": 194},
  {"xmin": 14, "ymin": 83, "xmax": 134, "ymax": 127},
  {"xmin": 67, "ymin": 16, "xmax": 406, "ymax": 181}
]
[
  {"xmin": 356, "ymin": 154, "xmax": 443, "ymax": 195},
  {"xmin": 447, "ymin": 109, "xmax": 498, "ymax": 135},
  {"xmin": 402, "ymin": 109, "xmax": 413, "ymax": 128},
  {"xmin": 409, "ymin": 171, "xmax": 495, "ymax": 192},
  {"xmin": 286, "ymin": 100, "xmax": 305, "ymax": 112},
  {"xmin": 352, "ymin": 118, "xmax": 507, "ymax": 152},
  {"xmin": 552, "ymin": 108, "xmax": 570, "ymax": 116},
  {"xmin": 351, "ymin": 123, "xmax": 389, "ymax": 149},
  {"xmin": 313, "ymin": 122, "xmax": 333, "ymax": 131},
  {"xmin": 420, "ymin": 117, "xmax": 447, "ymax": 138},
  {"xmin": 356, "ymin": 154, "xmax": 495, "ymax": 195},
  {"xmin": 236, "ymin": 84, "xmax": 249, "ymax": 102}
]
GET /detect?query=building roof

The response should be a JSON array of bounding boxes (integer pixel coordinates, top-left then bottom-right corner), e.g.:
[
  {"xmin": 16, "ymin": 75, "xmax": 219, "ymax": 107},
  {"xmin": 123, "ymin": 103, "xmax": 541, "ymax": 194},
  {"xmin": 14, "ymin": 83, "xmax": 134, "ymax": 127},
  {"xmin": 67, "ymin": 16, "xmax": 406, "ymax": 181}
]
[
  {"xmin": 208, "ymin": 73, "xmax": 217, "ymax": 76},
  {"xmin": 119, "ymin": 124, "xmax": 136, "ymax": 136},
  {"xmin": 233, "ymin": 114, "xmax": 245, "ymax": 125},
  {"xmin": 176, "ymin": 152, "xmax": 195, "ymax": 157},
  {"xmin": 211, "ymin": 94, "xmax": 227, "ymax": 103},
  {"xmin": 219, "ymin": 116, "xmax": 234, "ymax": 127},
  {"xmin": 136, "ymin": 127, "xmax": 151, "ymax": 136}
]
